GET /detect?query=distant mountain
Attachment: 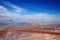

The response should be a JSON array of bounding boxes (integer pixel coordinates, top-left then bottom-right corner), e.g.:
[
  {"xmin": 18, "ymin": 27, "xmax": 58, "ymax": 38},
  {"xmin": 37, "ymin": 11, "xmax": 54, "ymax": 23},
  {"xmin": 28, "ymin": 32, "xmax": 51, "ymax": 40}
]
[
  {"xmin": 0, "ymin": 20, "xmax": 32, "ymax": 28},
  {"xmin": 0, "ymin": 19, "xmax": 60, "ymax": 28}
]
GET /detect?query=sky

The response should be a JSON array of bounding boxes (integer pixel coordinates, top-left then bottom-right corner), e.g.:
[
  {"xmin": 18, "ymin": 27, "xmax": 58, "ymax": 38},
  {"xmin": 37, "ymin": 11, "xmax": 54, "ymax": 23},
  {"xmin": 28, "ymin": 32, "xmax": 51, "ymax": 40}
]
[{"xmin": 0, "ymin": 0, "xmax": 60, "ymax": 23}]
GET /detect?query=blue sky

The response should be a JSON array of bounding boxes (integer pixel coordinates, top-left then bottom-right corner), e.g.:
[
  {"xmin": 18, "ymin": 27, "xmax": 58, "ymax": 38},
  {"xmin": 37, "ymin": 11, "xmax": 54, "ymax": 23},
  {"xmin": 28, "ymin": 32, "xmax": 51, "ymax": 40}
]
[{"xmin": 0, "ymin": 0, "xmax": 60, "ymax": 23}]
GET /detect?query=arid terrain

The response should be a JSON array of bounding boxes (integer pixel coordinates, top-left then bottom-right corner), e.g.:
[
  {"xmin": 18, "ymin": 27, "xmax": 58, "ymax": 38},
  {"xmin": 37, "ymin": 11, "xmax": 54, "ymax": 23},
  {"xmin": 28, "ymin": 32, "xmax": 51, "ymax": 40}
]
[{"xmin": 0, "ymin": 24, "xmax": 60, "ymax": 40}]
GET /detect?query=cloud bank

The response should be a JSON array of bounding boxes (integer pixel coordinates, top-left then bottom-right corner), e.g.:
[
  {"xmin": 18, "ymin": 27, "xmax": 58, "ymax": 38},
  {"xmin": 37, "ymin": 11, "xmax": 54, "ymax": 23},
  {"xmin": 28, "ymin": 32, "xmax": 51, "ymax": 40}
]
[
  {"xmin": 0, "ymin": 1, "xmax": 60, "ymax": 23},
  {"xmin": 0, "ymin": 5, "xmax": 24, "ymax": 18}
]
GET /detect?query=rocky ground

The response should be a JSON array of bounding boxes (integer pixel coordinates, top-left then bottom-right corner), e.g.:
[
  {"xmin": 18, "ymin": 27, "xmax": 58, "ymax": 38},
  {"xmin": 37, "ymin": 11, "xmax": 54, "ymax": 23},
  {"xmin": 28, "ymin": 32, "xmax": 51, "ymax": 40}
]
[
  {"xmin": 0, "ymin": 31, "xmax": 60, "ymax": 40},
  {"xmin": 0, "ymin": 24, "xmax": 60, "ymax": 40}
]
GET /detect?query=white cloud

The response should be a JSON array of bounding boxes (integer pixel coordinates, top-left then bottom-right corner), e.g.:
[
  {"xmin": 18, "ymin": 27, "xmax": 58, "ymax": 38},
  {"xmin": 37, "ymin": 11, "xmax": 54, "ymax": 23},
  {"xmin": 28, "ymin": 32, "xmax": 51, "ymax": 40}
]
[
  {"xmin": 0, "ymin": 5, "xmax": 59, "ymax": 22},
  {"xmin": 10, "ymin": 4, "xmax": 26, "ymax": 13},
  {"xmin": 0, "ymin": 1, "xmax": 26, "ymax": 18},
  {"xmin": 3, "ymin": 1, "xmax": 26, "ymax": 13},
  {"xmin": 19, "ymin": 13, "xmax": 59, "ymax": 22},
  {"xmin": 0, "ymin": 6, "xmax": 21, "ymax": 18},
  {"xmin": 23, "ymin": 13, "xmax": 55, "ymax": 19},
  {"xmin": 0, "ymin": 1, "xmax": 59, "ymax": 22}
]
